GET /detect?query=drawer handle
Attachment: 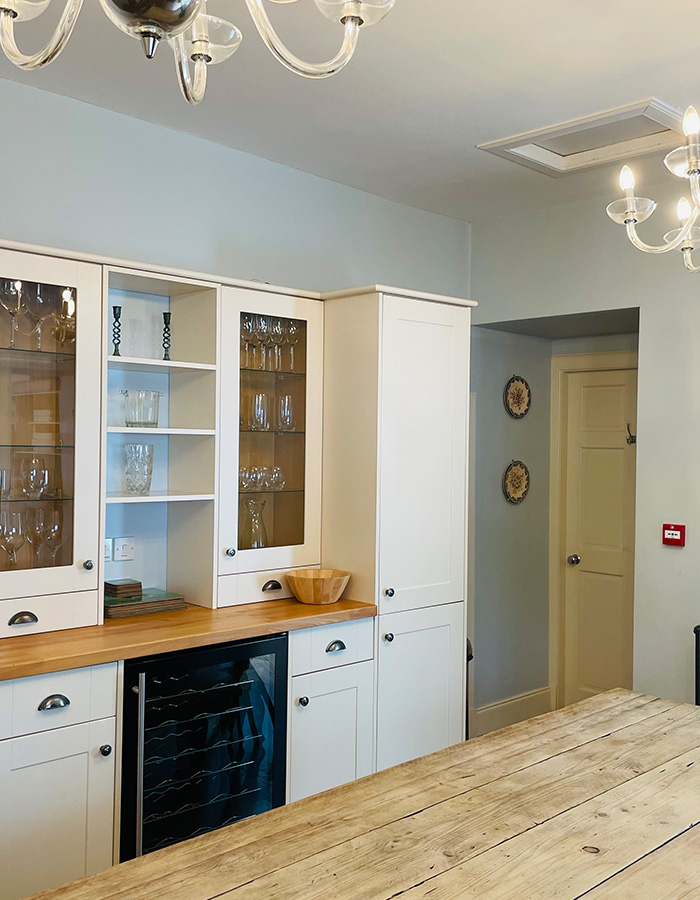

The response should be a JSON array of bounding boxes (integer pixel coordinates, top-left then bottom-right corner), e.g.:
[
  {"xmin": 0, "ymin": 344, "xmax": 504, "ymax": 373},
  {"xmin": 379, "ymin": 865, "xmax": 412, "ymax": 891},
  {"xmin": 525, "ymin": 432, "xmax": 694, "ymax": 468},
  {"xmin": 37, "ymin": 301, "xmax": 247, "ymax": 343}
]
[
  {"xmin": 262, "ymin": 580, "xmax": 283, "ymax": 593},
  {"xmin": 384, "ymin": 633, "xmax": 395, "ymax": 643},
  {"xmin": 384, "ymin": 588, "xmax": 395, "ymax": 597},
  {"xmin": 8, "ymin": 611, "xmax": 38, "ymax": 626},
  {"xmin": 225, "ymin": 548, "xmax": 237, "ymax": 558},
  {"xmin": 325, "ymin": 639, "xmax": 347, "ymax": 654},
  {"xmin": 299, "ymin": 696, "xmax": 310, "ymax": 707},
  {"xmin": 38, "ymin": 694, "xmax": 71, "ymax": 712},
  {"xmin": 99, "ymin": 744, "xmax": 113, "ymax": 757}
]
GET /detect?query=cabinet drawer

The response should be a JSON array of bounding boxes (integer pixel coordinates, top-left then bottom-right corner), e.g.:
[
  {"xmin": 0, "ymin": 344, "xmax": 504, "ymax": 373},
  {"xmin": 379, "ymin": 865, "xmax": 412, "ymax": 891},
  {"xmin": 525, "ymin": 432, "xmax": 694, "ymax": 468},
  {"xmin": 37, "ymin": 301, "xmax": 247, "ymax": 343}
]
[
  {"xmin": 0, "ymin": 664, "xmax": 118, "ymax": 740},
  {"xmin": 0, "ymin": 591, "xmax": 99, "ymax": 640},
  {"xmin": 218, "ymin": 566, "xmax": 319, "ymax": 608},
  {"xmin": 290, "ymin": 618, "xmax": 374, "ymax": 676}
]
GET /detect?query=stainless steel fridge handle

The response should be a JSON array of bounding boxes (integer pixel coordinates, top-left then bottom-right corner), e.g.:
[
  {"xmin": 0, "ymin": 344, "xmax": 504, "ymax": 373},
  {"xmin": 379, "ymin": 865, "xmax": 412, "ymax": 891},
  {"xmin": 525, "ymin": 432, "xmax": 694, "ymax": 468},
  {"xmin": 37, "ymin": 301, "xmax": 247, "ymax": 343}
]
[{"xmin": 135, "ymin": 673, "xmax": 146, "ymax": 857}]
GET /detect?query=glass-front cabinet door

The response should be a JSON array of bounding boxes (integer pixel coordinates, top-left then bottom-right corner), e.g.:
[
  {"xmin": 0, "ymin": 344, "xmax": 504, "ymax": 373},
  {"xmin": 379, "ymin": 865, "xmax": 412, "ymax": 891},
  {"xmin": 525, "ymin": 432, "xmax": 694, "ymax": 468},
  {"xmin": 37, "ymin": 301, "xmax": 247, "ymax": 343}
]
[
  {"xmin": 0, "ymin": 249, "xmax": 101, "ymax": 604},
  {"xmin": 219, "ymin": 288, "xmax": 322, "ymax": 583}
]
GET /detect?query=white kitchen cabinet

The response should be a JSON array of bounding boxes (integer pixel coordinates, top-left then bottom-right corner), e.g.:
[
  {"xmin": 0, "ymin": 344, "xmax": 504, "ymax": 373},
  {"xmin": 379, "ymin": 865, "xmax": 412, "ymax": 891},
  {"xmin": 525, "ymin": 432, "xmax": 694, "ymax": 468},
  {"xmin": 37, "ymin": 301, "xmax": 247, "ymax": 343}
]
[
  {"xmin": 218, "ymin": 287, "xmax": 323, "ymax": 601},
  {"xmin": 376, "ymin": 602, "xmax": 465, "ymax": 771},
  {"xmin": 0, "ymin": 248, "xmax": 102, "ymax": 621},
  {"xmin": 288, "ymin": 660, "xmax": 374, "ymax": 802},
  {"xmin": 0, "ymin": 717, "xmax": 116, "ymax": 900}
]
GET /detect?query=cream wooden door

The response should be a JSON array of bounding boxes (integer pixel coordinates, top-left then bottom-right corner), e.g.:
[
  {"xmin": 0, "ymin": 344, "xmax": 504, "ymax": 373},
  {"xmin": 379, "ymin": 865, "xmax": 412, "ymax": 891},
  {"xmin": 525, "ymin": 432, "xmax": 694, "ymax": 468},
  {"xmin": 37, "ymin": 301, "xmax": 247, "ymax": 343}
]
[
  {"xmin": 0, "ymin": 718, "xmax": 116, "ymax": 900},
  {"xmin": 563, "ymin": 368, "xmax": 637, "ymax": 705},
  {"xmin": 378, "ymin": 297, "xmax": 470, "ymax": 614}
]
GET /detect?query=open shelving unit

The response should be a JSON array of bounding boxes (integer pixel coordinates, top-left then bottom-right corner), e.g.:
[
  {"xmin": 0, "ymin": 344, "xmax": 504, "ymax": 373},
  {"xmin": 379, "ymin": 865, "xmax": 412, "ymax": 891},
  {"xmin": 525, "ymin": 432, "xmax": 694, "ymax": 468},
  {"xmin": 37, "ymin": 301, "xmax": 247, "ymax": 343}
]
[{"xmin": 101, "ymin": 268, "xmax": 220, "ymax": 609}]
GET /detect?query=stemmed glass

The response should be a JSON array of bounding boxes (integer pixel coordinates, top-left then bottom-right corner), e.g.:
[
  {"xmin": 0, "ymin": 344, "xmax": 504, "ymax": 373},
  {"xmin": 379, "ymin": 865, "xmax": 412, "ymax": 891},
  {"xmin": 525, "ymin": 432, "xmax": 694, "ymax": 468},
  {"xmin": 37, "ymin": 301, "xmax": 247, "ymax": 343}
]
[
  {"xmin": 285, "ymin": 320, "xmax": 300, "ymax": 372},
  {"xmin": 0, "ymin": 279, "xmax": 23, "ymax": 349},
  {"xmin": 25, "ymin": 508, "xmax": 47, "ymax": 567},
  {"xmin": 20, "ymin": 282, "xmax": 52, "ymax": 351},
  {"xmin": 253, "ymin": 315, "xmax": 270, "ymax": 370},
  {"xmin": 270, "ymin": 319, "xmax": 284, "ymax": 371},
  {"xmin": 44, "ymin": 509, "xmax": 66, "ymax": 565},
  {"xmin": 241, "ymin": 313, "xmax": 254, "ymax": 368},
  {"xmin": 0, "ymin": 510, "xmax": 25, "ymax": 569}
]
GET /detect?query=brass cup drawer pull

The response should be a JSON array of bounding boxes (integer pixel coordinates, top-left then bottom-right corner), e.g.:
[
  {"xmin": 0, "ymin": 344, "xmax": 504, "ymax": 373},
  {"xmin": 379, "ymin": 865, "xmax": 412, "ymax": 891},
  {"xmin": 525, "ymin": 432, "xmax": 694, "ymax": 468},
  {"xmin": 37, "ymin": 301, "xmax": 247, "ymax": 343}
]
[
  {"xmin": 262, "ymin": 580, "xmax": 283, "ymax": 593},
  {"xmin": 8, "ymin": 611, "xmax": 38, "ymax": 626},
  {"xmin": 38, "ymin": 694, "xmax": 71, "ymax": 712},
  {"xmin": 325, "ymin": 639, "xmax": 347, "ymax": 654}
]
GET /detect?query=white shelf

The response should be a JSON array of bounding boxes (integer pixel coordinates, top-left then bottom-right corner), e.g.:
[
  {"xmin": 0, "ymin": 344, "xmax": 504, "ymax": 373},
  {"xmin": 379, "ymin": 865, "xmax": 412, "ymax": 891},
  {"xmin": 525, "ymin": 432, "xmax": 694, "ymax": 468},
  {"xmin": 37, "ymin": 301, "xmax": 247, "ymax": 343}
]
[
  {"xmin": 107, "ymin": 356, "xmax": 216, "ymax": 374},
  {"xmin": 107, "ymin": 427, "xmax": 216, "ymax": 436},
  {"xmin": 106, "ymin": 491, "xmax": 215, "ymax": 504}
]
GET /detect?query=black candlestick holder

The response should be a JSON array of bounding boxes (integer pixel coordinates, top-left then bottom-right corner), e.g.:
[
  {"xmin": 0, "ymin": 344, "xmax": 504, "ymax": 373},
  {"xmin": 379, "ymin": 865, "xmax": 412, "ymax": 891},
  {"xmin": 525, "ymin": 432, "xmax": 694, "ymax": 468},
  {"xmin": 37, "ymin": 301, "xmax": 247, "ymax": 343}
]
[
  {"xmin": 162, "ymin": 312, "xmax": 171, "ymax": 361},
  {"xmin": 112, "ymin": 306, "xmax": 122, "ymax": 357}
]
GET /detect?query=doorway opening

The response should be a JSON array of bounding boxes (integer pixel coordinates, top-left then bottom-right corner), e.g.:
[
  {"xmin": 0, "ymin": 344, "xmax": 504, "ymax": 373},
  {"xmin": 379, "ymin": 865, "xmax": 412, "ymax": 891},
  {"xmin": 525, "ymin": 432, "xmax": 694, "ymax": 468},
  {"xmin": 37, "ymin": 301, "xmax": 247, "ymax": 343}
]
[{"xmin": 469, "ymin": 307, "xmax": 639, "ymax": 734}]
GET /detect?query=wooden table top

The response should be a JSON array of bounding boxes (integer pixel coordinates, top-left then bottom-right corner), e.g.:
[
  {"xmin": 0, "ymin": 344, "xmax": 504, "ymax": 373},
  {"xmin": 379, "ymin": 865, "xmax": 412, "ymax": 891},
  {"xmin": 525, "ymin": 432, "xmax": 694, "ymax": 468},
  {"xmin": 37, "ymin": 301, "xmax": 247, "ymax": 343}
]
[
  {"xmin": 33, "ymin": 688, "xmax": 700, "ymax": 900},
  {"xmin": 0, "ymin": 599, "xmax": 377, "ymax": 681}
]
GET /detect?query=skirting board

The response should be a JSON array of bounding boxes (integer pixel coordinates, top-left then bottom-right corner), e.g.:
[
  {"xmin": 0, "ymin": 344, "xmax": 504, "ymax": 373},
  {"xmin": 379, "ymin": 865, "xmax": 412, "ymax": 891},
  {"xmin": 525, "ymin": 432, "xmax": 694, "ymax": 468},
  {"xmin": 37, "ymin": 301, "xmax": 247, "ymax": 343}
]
[{"xmin": 472, "ymin": 687, "xmax": 552, "ymax": 737}]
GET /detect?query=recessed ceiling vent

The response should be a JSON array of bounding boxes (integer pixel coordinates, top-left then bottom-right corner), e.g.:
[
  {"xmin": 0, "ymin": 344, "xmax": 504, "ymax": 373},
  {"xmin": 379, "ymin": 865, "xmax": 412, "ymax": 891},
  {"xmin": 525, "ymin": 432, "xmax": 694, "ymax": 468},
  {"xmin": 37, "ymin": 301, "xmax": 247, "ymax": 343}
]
[{"xmin": 478, "ymin": 98, "xmax": 683, "ymax": 177}]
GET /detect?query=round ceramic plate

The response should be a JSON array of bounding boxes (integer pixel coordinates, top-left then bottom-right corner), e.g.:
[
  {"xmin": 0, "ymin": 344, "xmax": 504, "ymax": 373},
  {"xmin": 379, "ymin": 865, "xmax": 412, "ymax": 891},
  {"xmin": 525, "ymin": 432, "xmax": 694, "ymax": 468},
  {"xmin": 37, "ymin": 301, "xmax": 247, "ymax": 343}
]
[
  {"xmin": 503, "ymin": 460, "xmax": 530, "ymax": 504},
  {"xmin": 504, "ymin": 375, "xmax": 531, "ymax": 419}
]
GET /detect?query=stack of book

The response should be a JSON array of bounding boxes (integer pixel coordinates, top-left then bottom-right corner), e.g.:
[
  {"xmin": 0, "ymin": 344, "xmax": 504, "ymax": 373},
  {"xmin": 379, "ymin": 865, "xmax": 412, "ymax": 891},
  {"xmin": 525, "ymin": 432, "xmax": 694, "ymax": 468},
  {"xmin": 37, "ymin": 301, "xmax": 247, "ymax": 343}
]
[{"xmin": 104, "ymin": 579, "xmax": 187, "ymax": 619}]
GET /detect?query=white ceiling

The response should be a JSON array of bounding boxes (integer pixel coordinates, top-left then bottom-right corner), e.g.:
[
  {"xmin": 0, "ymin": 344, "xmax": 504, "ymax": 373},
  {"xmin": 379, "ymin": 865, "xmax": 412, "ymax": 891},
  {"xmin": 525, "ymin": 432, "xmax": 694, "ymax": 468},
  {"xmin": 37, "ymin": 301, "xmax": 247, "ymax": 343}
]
[{"xmin": 4, "ymin": 0, "xmax": 699, "ymax": 221}]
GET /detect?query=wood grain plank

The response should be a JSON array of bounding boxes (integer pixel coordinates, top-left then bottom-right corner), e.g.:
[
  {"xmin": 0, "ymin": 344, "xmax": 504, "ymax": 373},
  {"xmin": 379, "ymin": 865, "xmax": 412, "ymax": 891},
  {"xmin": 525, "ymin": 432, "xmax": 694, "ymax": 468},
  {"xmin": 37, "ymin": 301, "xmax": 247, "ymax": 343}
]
[
  {"xmin": 0, "ymin": 599, "xmax": 377, "ymax": 681},
  {"xmin": 35, "ymin": 693, "xmax": 685, "ymax": 900}
]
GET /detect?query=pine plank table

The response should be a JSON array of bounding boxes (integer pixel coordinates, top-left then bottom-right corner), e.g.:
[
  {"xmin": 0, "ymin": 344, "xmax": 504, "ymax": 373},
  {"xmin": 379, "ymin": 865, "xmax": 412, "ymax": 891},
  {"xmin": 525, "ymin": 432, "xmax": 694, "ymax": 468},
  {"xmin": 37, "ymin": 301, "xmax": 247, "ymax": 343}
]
[{"xmin": 34, "ymin": 689, "xmax": 700, "ymax": 900}]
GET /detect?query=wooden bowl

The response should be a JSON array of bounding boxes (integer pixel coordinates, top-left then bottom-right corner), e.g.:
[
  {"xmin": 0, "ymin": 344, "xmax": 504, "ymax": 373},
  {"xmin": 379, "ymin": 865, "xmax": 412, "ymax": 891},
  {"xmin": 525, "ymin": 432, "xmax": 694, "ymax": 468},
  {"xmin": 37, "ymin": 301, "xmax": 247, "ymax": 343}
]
[{"xmin": 286, "ymin": 569, "xmax": 351, "ymax": 606}]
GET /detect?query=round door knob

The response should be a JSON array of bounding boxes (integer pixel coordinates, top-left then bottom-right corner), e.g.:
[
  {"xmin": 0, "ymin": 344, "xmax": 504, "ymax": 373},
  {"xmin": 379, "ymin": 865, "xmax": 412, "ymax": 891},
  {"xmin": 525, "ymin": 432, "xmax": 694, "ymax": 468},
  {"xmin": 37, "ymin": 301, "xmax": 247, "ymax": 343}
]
[
  {"xmin": 299, "ymin": 696, "xmax": 310, "ymax": 707},
  {"xmin": 83, "ymin": 559, "xmax": 95, "ymax": 570},
  {"xmin": 225, "ymin": 548, "xmax": 236, "ymax": 558},
  {"xmin": 567, "ymin": 554, "xmax": 581, "ymax": 567},
  {"xmin": 384, "ymin": 588, "xmax": 395, "ymax": 597},
  {"xmin": 99, "ymin": 744, "xmax": 112, "ymax": 757},
  {"xmin": 384, "ymin": 632, "xmax": 395, "ymax": 642}
]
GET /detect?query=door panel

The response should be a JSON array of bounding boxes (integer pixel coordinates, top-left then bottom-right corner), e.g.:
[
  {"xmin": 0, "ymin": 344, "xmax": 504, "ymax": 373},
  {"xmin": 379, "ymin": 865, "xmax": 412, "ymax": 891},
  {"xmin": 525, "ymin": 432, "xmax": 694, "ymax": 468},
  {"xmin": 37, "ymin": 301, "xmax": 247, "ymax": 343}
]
[
  {"xmin": 563, "ymin": 368, "xmax": 637, "ymax": 705},
  {"xmin": 379, "ymin": 297, "xmax": 469, "ymax": 614}
]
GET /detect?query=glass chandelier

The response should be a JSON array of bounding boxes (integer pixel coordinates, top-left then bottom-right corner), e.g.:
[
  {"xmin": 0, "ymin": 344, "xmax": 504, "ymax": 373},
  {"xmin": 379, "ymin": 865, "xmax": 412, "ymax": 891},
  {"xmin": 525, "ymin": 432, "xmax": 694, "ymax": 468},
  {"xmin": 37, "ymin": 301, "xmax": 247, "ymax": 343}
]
[
  {"xmin": 606, "ymin": 106, "xmax": 700, "ymax": 271},
  {"xmin": 0, "ymin": 0, "xmax": 396, "ymax": 105}
]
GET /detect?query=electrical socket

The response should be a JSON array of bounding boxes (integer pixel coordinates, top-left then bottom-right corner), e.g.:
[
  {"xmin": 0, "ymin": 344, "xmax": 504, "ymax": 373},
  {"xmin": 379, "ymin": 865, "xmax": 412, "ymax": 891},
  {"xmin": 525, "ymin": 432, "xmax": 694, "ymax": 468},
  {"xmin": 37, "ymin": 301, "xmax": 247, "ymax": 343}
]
[
  {"xmin": 103, "ymin": 538, "xmax": 113, "ymax": 562},
  {"xmin": 113, "ymin": 537, "xmax": 135, "ymax": 561}
]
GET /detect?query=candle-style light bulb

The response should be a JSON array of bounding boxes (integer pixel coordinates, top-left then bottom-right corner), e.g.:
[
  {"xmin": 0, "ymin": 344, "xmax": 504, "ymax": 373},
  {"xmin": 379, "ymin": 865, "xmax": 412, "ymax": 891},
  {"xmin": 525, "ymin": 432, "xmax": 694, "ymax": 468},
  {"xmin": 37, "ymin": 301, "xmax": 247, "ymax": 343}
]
[
  {"xmin": 684, "ymin": 106, "xmax": 700, "ymax": 137},
  {"xmin": 619, "ymin": 165, "xmax": 635, "ymax": 192},
  {"xmin": 677, "ymin": 197, "xmax": 692, "ymax": 222}
]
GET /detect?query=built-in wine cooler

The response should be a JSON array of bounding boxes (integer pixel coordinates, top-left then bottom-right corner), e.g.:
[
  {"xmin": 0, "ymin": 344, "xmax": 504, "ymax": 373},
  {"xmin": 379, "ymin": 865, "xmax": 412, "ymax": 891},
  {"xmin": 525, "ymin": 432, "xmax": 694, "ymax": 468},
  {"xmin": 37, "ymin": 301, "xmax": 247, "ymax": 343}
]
[{"xmin": 120, "ymin": 634, "xmax": 287, "ymax": 860}]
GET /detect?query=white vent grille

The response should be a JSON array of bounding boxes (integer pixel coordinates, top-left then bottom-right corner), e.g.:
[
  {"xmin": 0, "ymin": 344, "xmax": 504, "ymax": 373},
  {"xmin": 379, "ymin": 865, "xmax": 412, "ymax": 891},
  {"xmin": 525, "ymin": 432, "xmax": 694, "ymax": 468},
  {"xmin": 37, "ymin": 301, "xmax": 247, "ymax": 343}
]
[{"xmin": 478, "ymin": 98, "xmax": 683, "ymax": 177}]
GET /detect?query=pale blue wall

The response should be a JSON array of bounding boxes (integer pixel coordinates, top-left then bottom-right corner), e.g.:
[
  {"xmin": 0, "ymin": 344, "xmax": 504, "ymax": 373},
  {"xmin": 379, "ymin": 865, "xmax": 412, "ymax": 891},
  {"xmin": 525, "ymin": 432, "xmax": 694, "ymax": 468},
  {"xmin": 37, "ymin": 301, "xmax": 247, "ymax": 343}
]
[{"xmin": 0, "ymin": 79, "xmax": 470, "ymax": 295}]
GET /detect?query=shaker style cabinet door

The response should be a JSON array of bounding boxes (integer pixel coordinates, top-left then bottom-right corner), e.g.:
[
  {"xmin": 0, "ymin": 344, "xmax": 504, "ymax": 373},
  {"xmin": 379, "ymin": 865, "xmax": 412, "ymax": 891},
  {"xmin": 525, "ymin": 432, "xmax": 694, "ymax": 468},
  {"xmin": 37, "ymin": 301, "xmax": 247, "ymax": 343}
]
[
  {"xmin": 218, "ymin": 288, "xmax": 323, "ymax": 584},
  {"xmin": 0, "ymin": 249, "xmax": 102, "ymax": 605},
  {"xmin": 0, "ymin": 717, "xmax": 116, "ymax": 900},
  {"xmin": 289, "ymin": 661, "xmax": 374, "ymax": 802},
  {"xmin": 378, "ymin": 297, "xmax": 469, "ymax": 614},
  {"xmin": 376, "ymin": 603, "xmax": 465, "ymax": 771}
]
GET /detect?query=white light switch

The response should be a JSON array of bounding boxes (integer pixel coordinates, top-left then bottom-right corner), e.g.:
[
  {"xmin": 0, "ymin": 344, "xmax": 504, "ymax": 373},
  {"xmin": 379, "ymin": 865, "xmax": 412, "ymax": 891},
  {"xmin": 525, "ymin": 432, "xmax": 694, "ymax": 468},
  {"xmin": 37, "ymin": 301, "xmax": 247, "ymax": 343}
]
[
  {"xmin": 113, "ymin": 537, "xmax": 135, "ymax": 561},
  {"xmin": 103, "ymin": 538, "xmax": 113, "ymax": 561}
]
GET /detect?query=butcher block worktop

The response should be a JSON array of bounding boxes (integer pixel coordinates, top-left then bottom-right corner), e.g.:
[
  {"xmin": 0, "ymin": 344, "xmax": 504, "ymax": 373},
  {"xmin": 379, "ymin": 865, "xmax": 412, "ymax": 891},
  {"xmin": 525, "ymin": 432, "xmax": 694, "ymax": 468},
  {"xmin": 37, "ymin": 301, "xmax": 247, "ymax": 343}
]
[
  {"xmin": 31, "ymin": 688, "xmax": 700, "ymax": 900},
  {"xmin": 0, "ymin": 598, "xmax": 376, "ymax": 681}
]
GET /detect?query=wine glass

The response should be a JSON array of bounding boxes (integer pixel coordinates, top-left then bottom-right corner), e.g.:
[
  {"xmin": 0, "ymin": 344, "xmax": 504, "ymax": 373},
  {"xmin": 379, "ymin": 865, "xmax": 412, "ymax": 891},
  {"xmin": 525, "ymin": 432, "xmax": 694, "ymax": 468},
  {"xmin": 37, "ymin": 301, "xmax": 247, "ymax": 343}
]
[
  {"xmin": 20, "ymin": 282, "xmax": 52, "ymax": 350},
  {"xmin": 44, "ymin": 509, "xmax": 67, "ymax": 565},
  {"xmin": 0, "ymin": 510, "xmax": 25, "ymax": 569},
  {"xmin": 285, "ymin": 320, "xmax": 300, "ymax": 372},
  {"xmin": 270, "ymin": 319, "xmax": 285, "ymax": 371},
  {"xmin": 0, "ymin": 279, "xmax": 23, "ymax": 349},
  {"xmin": 25, "ymin": 507, "xmax": 47, "ymax": 567},
  {"xmin": 241, "ymin": 313, "xmax": 254, "ymax": 368},
  {"xmin": 253, "ymin": 315, "xmax": 270, "ymax": 370}
]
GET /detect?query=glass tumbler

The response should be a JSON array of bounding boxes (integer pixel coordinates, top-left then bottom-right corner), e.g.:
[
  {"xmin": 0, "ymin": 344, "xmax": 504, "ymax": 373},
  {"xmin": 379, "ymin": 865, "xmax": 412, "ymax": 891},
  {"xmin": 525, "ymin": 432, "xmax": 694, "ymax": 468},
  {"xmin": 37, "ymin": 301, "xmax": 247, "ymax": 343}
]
[
  {"xmin": 21, "ymin": 457, "xmax": 49, "ymax": 500},
  {"xmin": 277, "ymin": 394, "xmax": 295, "ymax": 431},
  {"xmin": 251, "ymin": 392, "xmax": 270, "ymax": 431},
  {"xmin": 0, "ymin": 468, "xmax": 10, "ymax": 501},
  {"xmin": 120, "ymin": 390, "xmax": 163, "ymax": 428},
  {"xmin": 124, "ymin": 444, "xmax": 154, "ymax": 496}
]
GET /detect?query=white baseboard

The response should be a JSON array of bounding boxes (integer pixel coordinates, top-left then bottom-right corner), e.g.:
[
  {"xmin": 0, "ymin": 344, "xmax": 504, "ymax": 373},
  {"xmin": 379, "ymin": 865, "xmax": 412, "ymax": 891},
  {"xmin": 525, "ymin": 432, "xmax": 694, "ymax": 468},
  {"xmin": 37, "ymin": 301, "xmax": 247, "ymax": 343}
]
[{"xmin": 472, "ymin": 687, "xmax": 552, "ymax": 737}]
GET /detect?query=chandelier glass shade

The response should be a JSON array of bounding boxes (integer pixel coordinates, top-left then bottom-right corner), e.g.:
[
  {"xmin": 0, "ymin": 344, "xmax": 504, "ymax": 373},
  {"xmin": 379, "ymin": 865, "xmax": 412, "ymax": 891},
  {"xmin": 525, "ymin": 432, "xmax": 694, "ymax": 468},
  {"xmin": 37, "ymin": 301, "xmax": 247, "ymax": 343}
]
[
  {"xmin": 0, "ymin": 0, "xmax": 396, "ymax": 104},
  {"xmin": 606, "ymin": 106, "xmax": 700, "ymax": 271}
]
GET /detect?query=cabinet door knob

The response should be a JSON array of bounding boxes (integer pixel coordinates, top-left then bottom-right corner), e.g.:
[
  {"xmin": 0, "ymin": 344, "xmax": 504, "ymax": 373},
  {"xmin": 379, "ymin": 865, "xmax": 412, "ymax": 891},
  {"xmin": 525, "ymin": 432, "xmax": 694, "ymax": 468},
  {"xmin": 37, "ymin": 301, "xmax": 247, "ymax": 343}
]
[
  {"xmin": 38, "ymin": 694, "xmax": 71, "ymax": 711},
  {"xmin": 384, "ymin": 588, "xmax": 395, "ymax": 597},
  {"xmin": 83, "ymin": 559, "xmax": 95, "ymax": 571},
  {"xmin": 99, "ymin": 744, "xmax": 112, "ymax": 757},
  {"xmin": 299, "ymin": 696, "xmax": 310, "ymax": 707},
  {"xmin": 384, "ymin": 632, "xmax": 395, "ymax": 643},
  {"xmin": 8, "ymin": 610, "xmax": 38, "ymax": 626},
  {"xmin": 325, "ymin": 639, "xmax": 347, "ymax": 654},
  {"xmin": 262, "ymin": 580, "xmax": 283, "ymax": 592},
  {"xmin": 567, "ymin": 554, "xmax": 581, "ymax": 567},
  {"xmin": 225, "ymin": 548, "xmax": 237, "ymax": 558}
]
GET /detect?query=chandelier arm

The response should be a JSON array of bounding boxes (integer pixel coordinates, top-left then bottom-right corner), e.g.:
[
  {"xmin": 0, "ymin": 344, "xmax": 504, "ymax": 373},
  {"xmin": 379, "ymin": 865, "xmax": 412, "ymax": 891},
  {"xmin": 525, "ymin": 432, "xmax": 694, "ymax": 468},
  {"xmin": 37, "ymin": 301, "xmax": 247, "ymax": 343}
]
[
  {"xmin": 0, "ymin": 0, "xmax": 83, "ymax": 70},
  {"xmin": 690, "ymin": 175, "xmax": 700, "ymax": 208},
  {"xmin": 243, "ymin": 0, "xmax": 360, "ymax": 78},
  {"xmin": 172, "ymin": 34, "xmax": 208, "ymax": 105},
  {"xmin": 682, "ymin": 248, "xmax": 700, "ymax": 272},
  {"xmin": 625, "ymin": 208, "xmax": 700, "ymax": 254}
]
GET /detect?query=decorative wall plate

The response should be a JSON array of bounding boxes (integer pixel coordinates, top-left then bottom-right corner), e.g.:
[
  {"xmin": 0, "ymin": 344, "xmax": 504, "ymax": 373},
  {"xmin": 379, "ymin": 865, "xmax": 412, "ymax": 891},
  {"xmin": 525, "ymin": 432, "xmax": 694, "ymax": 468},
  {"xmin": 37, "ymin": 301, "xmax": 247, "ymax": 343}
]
[
  {"xmin": 503, "ymin": 460, "xmax": 530, "ymax": 504},
  {"xmin": 504, "ymin": 375, "xmax": 531, "ymax": 419}
]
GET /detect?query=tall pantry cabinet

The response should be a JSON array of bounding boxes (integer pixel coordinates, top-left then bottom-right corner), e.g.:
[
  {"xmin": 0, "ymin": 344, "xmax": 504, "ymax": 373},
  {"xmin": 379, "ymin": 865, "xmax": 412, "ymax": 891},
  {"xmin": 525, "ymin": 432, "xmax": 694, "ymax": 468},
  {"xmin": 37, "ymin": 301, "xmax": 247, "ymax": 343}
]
[{"xmin": 321, "ymin": 287, "xmax": 473, "ymax": 771}]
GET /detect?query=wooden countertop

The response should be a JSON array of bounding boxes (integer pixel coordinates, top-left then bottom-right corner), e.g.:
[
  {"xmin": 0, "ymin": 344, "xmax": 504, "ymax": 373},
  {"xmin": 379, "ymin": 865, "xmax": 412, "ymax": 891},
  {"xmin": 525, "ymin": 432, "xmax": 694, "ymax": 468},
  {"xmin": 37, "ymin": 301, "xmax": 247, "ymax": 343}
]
[
  {"xmin": 0, "ymin": 598, "xmax": 376, "ymax": 681},
  {"xmin": 33, "ymin": 689, "xmax": 700, "ymax": 900}
]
